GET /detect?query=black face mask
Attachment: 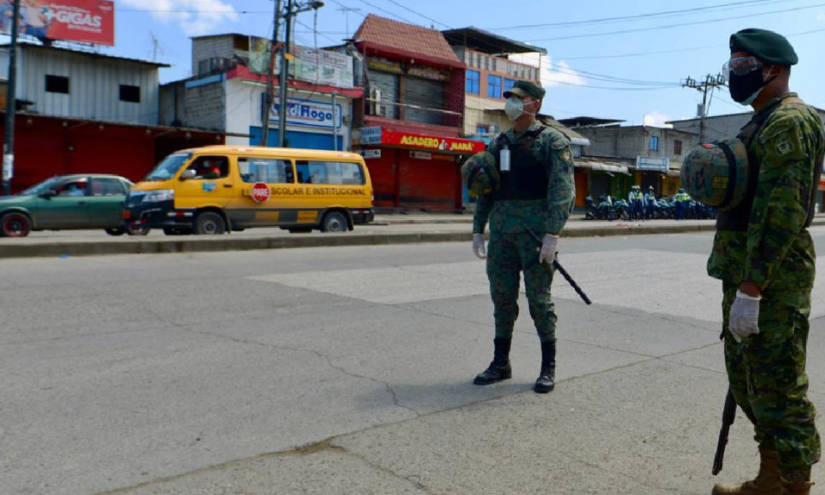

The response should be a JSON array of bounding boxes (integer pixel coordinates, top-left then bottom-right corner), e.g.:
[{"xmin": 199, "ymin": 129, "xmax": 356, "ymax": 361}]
[{"xmin": 729, "ymin": 69, "xmax": 775, "ymax": 104}]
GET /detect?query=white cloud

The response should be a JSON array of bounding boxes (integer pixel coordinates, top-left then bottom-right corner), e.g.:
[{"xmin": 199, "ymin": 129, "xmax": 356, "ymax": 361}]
[
  {"xmin": 508, "ymin": 53, "xmax": 586, "ymax": 89},
  {"xmin": 120, "ymin": 0, "xmax": 239, "ymax": 37},
  {"xmin": 643, "ymin": 111, "xmax": 673, "ymax": 128}
]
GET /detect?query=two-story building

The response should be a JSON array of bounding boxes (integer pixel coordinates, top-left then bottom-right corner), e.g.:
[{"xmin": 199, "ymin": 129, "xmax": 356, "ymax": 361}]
[
  {"xmin": 159, "ymin": 33, "xmax": 362, "ymax": 151},
  {"xmin": 441, "ymin": 26, "xmax": 544, "ymax": 143},
  {"xmin": 562, "ymin": 117, "xmax": 697, "ymax": 200},
  {"xmin": 0, "ymin": 41, "xmax": 221, "ymax": 192},
  {"xmin": 350, "ymin": 15, "xmax": 485, "ymax": 211}
]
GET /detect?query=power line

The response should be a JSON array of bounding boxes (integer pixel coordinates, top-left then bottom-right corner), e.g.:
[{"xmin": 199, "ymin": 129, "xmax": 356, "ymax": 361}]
[
  {"xmin": 382, "ymin": 0, "xmax": 451, "ymax": 28},
  {"xmin": 529, "ymin": 2, "xmax": 825, "ymax": 42},
  {"xmin": 486, "ymin": 0, "xmax": 778, "ymax": 30},
  {"xmin": 544, "ymin": 26, "xmax": 825, "ymax": 61},
  {"xmin": 353, "ymin": 0, "xmax": 417, "ymax": 25}
]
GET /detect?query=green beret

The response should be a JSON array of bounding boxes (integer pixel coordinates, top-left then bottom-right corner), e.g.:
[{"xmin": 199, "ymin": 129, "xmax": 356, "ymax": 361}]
[
  {"xmin": 503, "ymin": 80, "xmax": 545, "ymax": 100},
  {"xmin": 729, "ymin": 28, "xmax": 797, "ymax": 66}
]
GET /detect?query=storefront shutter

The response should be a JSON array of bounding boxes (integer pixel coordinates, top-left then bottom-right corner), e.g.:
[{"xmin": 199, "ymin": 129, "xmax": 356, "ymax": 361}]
[{"xmin": 405, "ymin": 77, "xmax": 445, "ymax": 126}]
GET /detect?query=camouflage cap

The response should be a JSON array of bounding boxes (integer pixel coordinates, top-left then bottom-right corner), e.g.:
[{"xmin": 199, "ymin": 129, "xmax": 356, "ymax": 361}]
[
  {"xmin": 680, "ymin": 138, "xmax": 750, "ymax": 210},
  {"xmin": 503, "ymin": 80, "xmax": 545, "ymax": 100},
  {"xmin": 730, "ymin": 28, "xmax": 798, "ymax": 66},
  {"xmin": 461, "ymin": 151, "xmax": 499, "ymax": 198}
]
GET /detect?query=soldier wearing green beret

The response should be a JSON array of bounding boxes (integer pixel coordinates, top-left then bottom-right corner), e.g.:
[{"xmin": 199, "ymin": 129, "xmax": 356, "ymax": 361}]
[
  {"xmin": 709, "ymin": 28, "xmax": 824, "ymax": 495},
  {"xmin": 471, "ymin": 80, "xmax": 575, "ymax": 394}
]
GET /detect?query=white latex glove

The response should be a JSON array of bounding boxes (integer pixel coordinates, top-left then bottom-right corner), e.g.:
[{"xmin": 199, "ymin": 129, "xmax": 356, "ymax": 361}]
[
  {"xmin": 472, "ymin": 233, "xmax": 486, "ymax": 259},
  {"xmin": 538, "ymin": 234, "xmax": 558, "ymax": 265},
  {"xmin": 728, "ymin": 290, "xmax": 761, "ymax": 342}
]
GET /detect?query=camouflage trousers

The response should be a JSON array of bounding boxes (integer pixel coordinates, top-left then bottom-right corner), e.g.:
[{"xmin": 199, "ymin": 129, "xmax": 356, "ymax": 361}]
[
  {"xmin": 722, "ymin": 281, "xmax": 820, "ymax": 480},
  {"xmin": 486, "ymin": 230, "xmax": 556, "ymax": 343}
]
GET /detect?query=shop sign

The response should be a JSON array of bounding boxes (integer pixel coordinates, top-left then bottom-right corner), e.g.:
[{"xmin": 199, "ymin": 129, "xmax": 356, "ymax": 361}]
[
  {"xmin": 361, "ymin": 149, "xmax": 381, "ymax": 159},
  {"xmin": 367, "ymin": 57, "xmax": 403, "ymax": 74},
  {"xmin": 382, "ymin": 130, "xmax": 485, "ymax": 154},
  {"xmin": 249, "ymin": 37, "xmax": 354, "ymax": 88},
  {"xmin": 410, "ymin": 151, "xmax": 432, "ymax": 160},
  {"xmin": 359, "ymin": 126, "xmax": 382, "ymax": 145},
  {"xmin": 635, "ymin": 155, "xmax": 670, "ymax": 171},
  {"xmin": 268, "ymin": 96, "xmax": 343, "ymax": 130},
  {"xmin": 407, "ymin": 65, "xmax": 450, "ymax": 81}
]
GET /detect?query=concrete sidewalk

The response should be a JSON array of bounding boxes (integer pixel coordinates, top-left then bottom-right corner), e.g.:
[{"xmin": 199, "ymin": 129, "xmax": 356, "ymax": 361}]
[{"xmin": 1, "ymin": 215, "xmax": 822, "ymax": 259}]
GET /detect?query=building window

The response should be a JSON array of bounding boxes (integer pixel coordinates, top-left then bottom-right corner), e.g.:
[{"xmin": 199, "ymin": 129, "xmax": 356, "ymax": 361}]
[
  {"xmin": 674, "ymin": 139, "xmax": 682, "ymax": 155},
  {"xmin": 119, "ymin": 85, "xmax": 140, "ymax": 103},
  {"xmin": 488, "ymin": 75, "xmax": 502, "ymax": 98},
  {"xmin": 503, "ymin": 78, "xmax": 516, "ymax": 94},
  {"xmin": 466, "ymin": 70, "xmax": 480, "ymax": 95},
  {"xmin": 476, "ymin": 124, "xmax": 488, "ymax": 135},
  {"xmin": 45, "ymin": 75, "xmax": 69, "ymax": 94},
  {"xmin": 650, "ymin": 135, "xmax": 659, "ymax": 151}
]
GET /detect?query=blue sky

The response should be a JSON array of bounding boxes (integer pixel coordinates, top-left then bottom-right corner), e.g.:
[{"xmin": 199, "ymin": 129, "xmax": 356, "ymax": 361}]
[{"xmin": 44, "ymin": 0, "xmax": 825, "ymax": 126}]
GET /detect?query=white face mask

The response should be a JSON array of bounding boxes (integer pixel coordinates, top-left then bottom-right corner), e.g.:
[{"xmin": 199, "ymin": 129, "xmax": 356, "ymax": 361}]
[{"xmin": 504, "ymin": 97, "xmax": 525, "ymax": 121}]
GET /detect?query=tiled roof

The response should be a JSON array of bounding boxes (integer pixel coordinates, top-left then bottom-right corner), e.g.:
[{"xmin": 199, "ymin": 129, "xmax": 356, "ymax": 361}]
[{"xmin": 354, "ymin": 14, "xmax": 461, "ymax": 66}]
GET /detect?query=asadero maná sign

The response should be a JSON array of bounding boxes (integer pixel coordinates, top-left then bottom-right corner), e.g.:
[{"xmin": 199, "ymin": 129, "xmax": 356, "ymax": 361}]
[{"xmin": 381, "ymin": 130, "xmax": 485, "ymax": 154}]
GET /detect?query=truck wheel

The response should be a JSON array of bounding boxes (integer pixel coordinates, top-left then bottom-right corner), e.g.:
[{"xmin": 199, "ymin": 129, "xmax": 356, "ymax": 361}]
[
  {"xmin": 321, "ymin": 211, "xmax": 348, "ymax": 233},
  {"xmin": 195, "ymin": 211, "xmax": 225, "ymax": 235},
  {"xmin": 0, "ymin": 212, "xmax": 31, "ymax": 237},
  {"xmin": 126, "ymin": 221, "xmax": 151, "ymax": 236}
]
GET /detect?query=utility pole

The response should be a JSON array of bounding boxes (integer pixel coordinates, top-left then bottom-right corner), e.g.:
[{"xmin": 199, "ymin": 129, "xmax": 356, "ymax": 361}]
[
  {"xmin": 261, "ymin": 0, "xmax": 282, "ymax": 147},
  {"xmin": 277, "ymin": 1, "xmax": 324, "ymax": 148},
  {"xmin": 682, "ymin": 73, "xmax": 726, "ymax": 143},
  {"xmin": 3, "ymin": 0, "xmax": 20, "ymax": 195},
  {"xmin": 277, "ymin": 0, "xmax": 293, "ymax": 148}
]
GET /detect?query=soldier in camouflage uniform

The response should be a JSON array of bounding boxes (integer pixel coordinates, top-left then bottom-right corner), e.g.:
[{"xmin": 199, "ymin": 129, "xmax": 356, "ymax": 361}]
[
  {"xmin": 471, "ymin": 80, "xmax": 575, "ymax": 394},
  {"xmin": 709, "ymin": 29, "xmax": 824, "ymax": 495}
]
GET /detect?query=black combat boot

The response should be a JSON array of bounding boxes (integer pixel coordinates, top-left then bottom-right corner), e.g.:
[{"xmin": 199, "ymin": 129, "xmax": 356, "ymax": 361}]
[
  {"xmin": 473, "ymin": 338, "xmax": 512, "ymax": 385},
  {"xmin": 534, "ymin": 340, "xmax": 556, "ymax": 393}
]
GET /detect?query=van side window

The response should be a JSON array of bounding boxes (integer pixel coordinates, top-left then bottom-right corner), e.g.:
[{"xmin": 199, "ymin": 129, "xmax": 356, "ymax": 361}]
[
  {"xmin": 185, "ymin": 156, "xmax": 229, "ymax": 179},
  {"xmin": 295, "ymin": 161, "xmax": 365, "ymax": 185},
  {"xmin": 238, "ymin": 158, "xmax": 293, "ymax": 183}
]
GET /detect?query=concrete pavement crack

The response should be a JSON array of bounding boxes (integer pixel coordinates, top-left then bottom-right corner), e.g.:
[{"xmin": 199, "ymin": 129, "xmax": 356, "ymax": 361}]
[{"xmin": 141, "ymin": 307, "xmax": 421, "ymax": 418}]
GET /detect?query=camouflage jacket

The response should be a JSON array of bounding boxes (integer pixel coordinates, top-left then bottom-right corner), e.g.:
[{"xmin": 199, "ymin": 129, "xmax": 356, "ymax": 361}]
[
  {"xmin": 707, "ymin": 93, "xmax": 824, "ymax": 290},
  {"xmin": 472, "ymin": 122, "xmax": 575, "ymax": 235}
]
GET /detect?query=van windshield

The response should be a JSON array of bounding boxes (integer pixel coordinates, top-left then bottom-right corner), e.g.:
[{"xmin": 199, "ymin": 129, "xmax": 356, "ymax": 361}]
[{"xmin": 144, "ymin": 153, "xmax": 192, "ymax": 181}]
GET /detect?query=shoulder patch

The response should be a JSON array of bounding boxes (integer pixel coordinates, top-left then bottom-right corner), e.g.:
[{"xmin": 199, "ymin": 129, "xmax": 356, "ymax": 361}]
[{"xmin": 542, "ymin": 128, "xmax": 571, "ymax": 151}]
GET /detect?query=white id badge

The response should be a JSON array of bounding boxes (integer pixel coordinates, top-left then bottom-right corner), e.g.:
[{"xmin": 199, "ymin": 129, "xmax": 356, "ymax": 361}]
[{"xmin": 499, "ymin": 147, "xmax": 511, "ymax": 172}]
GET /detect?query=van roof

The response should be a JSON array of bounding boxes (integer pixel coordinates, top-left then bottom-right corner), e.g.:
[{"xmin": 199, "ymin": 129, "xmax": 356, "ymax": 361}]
[{"xmin": 178, "ymin": 145, "xmax": 364, "ymax": 161}]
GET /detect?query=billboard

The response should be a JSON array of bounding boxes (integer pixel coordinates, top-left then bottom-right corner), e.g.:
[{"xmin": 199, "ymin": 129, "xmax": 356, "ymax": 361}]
[
  {"xmin": 0, "ymin": 0, "xmax": 115, "ymax": 46},
  {"xmin": 248, "ymin": 36, "xmax": 354, "ymax": 89}
]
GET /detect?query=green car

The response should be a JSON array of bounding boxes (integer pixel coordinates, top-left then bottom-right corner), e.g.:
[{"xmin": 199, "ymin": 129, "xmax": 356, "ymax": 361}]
[{"xmin": 0, "ymin": 174, "xmax": 135, "ymax": 237}]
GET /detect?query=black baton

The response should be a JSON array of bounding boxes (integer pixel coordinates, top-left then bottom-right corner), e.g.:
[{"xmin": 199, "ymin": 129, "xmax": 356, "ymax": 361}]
[
  {"xmin": 713, "ymin": 390, "xmax": 737, "ymax": 475},
  {"xmin": 526, "ymin": 229, "xmax": 592, "ymax": 305}
]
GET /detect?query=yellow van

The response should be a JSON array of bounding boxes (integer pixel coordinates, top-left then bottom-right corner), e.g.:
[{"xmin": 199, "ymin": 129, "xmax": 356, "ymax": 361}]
[{"xmin": 123, "ymin": 146, "xmax": 374, "ymax": 235}]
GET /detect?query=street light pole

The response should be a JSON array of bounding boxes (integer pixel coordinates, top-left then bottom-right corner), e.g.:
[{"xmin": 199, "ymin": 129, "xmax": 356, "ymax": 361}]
[{"xmin": 3, "ymin": 0, "xmax": 21, "ymax": 195}]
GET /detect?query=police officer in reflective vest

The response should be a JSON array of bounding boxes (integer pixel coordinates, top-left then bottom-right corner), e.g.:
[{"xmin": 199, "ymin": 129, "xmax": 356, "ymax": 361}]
[
  {"xmin": 628, "ymin": 185, "xmax": 644, "ymax": 220},
  {"xmin": 471, "ymin": 80, "xmax": 575, "ymax": 394},
  {"xmin": 682, "ymin": 28, "xmax": 823, "ymax": 495}
]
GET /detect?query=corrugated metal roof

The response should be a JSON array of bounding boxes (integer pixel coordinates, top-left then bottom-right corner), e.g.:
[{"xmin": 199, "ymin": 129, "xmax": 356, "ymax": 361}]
[
  {"xmin": 1, "ymin": 41, "xmax": 170, "ymax": 67},
  {"xmin": 441, "ymin": 27, "xmax": 546, "ymax": 55}
]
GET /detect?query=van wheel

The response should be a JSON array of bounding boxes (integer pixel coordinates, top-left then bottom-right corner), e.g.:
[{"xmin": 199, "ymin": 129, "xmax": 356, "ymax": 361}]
[
  {"xmin": 321, "ymin": 211, "xmax": 348, "ymax": 233},
  {"xmin": 105, "ymin": 227, "xmax": 125, "ymax": 236},
  {"xmin": 195, "ymin": 211, "xmax": 226, "ymax": 235},
  {"xmin": 0, "ymin": 212, "xmax": 31, "ymax": 237}
]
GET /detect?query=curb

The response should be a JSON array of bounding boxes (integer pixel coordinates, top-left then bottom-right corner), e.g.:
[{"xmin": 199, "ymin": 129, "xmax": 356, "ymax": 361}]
[{"xmin": 2, "ymin": 218, "xmax": 821, "ymax": 259}]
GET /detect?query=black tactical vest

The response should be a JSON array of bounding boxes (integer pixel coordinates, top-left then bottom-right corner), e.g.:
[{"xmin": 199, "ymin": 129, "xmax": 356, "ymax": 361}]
[
  {"xmin": 492, "ymin": 126, "xmax": 548, "ymax": 201},
  {"xmin": 715, "ymin": 95, "xmax": 820, "ymax": 230}
]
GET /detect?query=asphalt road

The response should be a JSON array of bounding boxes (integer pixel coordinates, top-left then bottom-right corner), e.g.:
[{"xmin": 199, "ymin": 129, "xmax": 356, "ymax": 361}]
[{"xmin": 3, "ymin": 228, "xmax": 825, "ymax": 494}]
